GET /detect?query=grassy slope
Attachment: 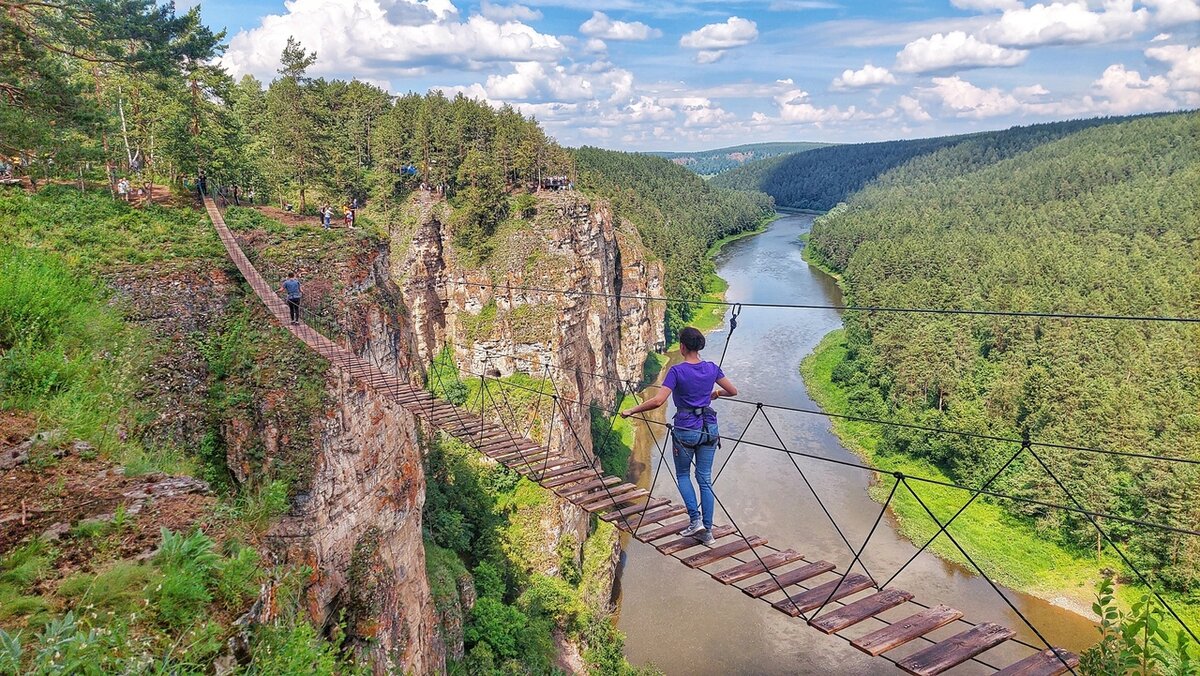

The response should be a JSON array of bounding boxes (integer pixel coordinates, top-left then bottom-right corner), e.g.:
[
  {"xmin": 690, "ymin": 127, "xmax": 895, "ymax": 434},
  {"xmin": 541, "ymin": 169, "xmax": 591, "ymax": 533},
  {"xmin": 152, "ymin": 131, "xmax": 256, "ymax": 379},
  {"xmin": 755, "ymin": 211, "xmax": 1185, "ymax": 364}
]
[
  {"xmin": 0, "ymin": 187, "xmax": 348, "ymax": 672},
  {"xmin": 801, "ymin": 330, "xmax": 1200, "ymax": 629}
]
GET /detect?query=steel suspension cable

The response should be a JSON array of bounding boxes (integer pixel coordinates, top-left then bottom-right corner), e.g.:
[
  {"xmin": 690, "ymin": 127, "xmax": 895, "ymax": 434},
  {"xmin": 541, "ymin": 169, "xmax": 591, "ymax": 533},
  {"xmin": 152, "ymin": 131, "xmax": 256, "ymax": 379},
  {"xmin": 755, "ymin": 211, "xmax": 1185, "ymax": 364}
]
[
  {"xmin": 1024, "ymin": 445, "xmax": 1199, "ymax": 646},
  {"xmin": 901, "ymin": 477, "xmax": 1079, "ymax": 674},
  {"xmin": 443, "ymin": 279, "xmax": 1200, "ymax": 324},
  {"xmin": 446, "ymin": 340, "xmax": 1200, "ymax": 468},
  {"xmin": 458, "ymin": 368, "xmax": 1200, "ymax": 538},
  {"xmin": 880, "ymin": 441, "xmax": 1029, "ymax": 591},
  {"xmin": 757, "ymin": 405, "xmax": 880, "ymax": 587},
  {"xmin": 809, "ymin": 476, "xmax": 901, "ymax": 622}
]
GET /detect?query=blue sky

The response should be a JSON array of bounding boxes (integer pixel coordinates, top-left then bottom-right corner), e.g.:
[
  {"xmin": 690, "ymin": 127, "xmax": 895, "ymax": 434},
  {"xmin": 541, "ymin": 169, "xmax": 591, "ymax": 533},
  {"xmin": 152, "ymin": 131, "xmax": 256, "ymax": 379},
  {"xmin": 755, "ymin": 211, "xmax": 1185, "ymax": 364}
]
[{"xmin": 203, "ymin": 0, "xmax": 1200, "ymax": 151}]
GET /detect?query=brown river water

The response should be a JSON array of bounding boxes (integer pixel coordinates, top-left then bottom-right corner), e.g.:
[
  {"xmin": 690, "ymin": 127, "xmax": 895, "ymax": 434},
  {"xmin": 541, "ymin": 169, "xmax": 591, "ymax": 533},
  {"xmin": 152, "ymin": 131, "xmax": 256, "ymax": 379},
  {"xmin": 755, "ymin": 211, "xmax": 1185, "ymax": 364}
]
[{"xmin": 615, "ymin": 213, "xmax": 1099, "ymax": 675}]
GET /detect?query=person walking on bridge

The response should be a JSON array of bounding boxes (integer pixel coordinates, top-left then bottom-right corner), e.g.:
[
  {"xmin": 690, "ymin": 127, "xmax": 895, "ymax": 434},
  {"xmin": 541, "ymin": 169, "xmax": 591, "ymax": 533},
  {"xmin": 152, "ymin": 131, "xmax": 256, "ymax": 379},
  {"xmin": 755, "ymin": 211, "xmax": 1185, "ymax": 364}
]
[
  {"xmin": 280, "ymin": 272, "xmax": 302, "ymax": 325},
  {"xmin": 621, "ymin": 327, "xmax": 737, "ymax": 544}
]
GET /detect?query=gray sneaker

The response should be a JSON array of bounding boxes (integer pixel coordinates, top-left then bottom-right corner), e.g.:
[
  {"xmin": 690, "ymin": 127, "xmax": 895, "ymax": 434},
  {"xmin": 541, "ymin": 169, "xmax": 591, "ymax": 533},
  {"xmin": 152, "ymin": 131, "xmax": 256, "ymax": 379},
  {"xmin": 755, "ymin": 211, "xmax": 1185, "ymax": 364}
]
[
  {"xmin": 679, "ymin": 520, "xmax": 705, "ymax": 537},
  {"xmin": 696, "ymin": 528, "xmax": 715, "ymax": 545}
]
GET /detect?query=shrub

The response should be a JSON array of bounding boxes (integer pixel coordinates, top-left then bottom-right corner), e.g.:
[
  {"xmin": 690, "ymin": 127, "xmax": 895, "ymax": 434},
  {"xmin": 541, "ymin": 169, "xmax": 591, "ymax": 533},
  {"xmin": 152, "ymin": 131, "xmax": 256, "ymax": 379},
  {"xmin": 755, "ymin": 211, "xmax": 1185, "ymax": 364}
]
[
  {"xmin": 214, "ymin": 544, "xmax": 262, "ymax": 611},
  {"xmin": 1081, "ymin": 575, "xmax": 1198, "ymax": 675},
  {"xmin": 465, "ymin": 597, "xmax": 526, "ymax": 660},
  {"xmin": 249, "ymin": 621, "xmax": 341, "ymax": 675}
]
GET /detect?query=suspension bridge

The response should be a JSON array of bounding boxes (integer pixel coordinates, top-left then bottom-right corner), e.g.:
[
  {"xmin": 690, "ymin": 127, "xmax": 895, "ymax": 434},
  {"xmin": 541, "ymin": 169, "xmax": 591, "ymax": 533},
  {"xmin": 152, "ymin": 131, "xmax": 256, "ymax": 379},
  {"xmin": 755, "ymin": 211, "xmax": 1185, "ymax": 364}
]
[{"xmin": 204, "ymin": 197, "xmax": 1196, "ymax": 675}]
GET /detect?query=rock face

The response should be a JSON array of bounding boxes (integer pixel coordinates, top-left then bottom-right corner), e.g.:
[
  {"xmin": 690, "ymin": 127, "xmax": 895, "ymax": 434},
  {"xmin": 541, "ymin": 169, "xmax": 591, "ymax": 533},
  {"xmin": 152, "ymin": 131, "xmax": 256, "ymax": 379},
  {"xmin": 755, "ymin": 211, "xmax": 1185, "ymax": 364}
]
[
  {"xmin": 267, "ymin": 371, "xmax": 443, "ymax": 674},
  {"xmin": 398, "ymin": 191, "xmax": 665, "ymax": 451},
  {"xmin": 393, "ymin": 190, "xmax": 664, "ymax": 593},
  {"xmin": 107, "ymin": 261, "xmax": 238, "ymax": 449}
]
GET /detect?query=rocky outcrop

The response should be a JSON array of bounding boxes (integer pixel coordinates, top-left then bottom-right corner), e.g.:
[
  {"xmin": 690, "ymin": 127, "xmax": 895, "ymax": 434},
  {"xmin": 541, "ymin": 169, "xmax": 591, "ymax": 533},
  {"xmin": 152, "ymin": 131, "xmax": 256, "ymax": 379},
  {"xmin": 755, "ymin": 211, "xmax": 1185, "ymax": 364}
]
[
  {"xmin": 396, "ymin": 192, "xmax": 664, "ymax": 456},
  {"xmin": 107, "ymin": 261, "xmax": 238, "ymax": 450},
  {"xmin": 392, "ymin": 190, "xmax": 664, "ymax": 623},
  {"xmin": 266, "ymin": 371, "xmax": 442, "ymax": 674}
]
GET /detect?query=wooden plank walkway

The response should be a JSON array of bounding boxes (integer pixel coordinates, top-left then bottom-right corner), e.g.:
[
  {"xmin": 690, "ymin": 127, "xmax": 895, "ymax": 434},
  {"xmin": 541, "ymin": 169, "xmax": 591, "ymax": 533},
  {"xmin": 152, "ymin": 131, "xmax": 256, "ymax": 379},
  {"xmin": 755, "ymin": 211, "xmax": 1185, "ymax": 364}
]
[{"xmin": 204, "ymin": 198, "xmax": 1078, "ymax": 675}]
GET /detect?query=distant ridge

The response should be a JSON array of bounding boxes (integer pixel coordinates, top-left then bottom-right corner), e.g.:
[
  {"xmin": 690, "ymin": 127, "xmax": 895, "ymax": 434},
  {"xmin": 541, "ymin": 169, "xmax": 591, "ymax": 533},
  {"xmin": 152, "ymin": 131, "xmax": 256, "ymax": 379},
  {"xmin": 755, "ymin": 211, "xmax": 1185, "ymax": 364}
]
[
  {"xmin": 710, "ymin": 114, "xmax": 1170, "ymax": 211},
  {"xmin": 646, "ymin": 141, "xmax": 830, "ymax": 177}
]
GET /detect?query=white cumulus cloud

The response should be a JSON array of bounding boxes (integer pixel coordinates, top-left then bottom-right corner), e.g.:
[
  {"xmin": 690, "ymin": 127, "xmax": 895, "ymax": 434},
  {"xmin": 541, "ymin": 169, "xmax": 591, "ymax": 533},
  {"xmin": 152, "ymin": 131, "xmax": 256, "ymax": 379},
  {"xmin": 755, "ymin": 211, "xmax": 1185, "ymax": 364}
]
[
  {"xmin": 222, "ymin": 0, "xmax": 565, "ymax": 80},
  {"xmin": 479, "ymin": 0, "xmax": 542, "ymax": 21},
  {"xmin": 680, "ymin": 16, "xmax": 759, "ymax": 49},
  {"xmin": 895, "ymin": 31, "xmax": 1027, "ymax": 73},
  {"xmin": 898, "ymin": 94, "xmax": 933, "ymax": 121},
  {"xmin": 695, "ymin": 50, "xmax": 726, "ymax": 64},
  {"xmin": 1143, "ymin": 0, "xmax": 1200, "ymax": 26},
  {"xmin": 579, "ymin": 11, "xmax": 661, "ymax": 41},
  {"xmin": 1090, "ymin": 64, "xmax": 1174, "ymax": 113},
  {"xmin": 831, "ymin": 64, "xmax": 897, "ymax": 90},
  {"xmin": 1146, "ymin": 44, "xmax": 1200, "ymax": 91},
  {"xmin": 981, "ymin": 1, "xmax": 1150, "ymax": 48}
]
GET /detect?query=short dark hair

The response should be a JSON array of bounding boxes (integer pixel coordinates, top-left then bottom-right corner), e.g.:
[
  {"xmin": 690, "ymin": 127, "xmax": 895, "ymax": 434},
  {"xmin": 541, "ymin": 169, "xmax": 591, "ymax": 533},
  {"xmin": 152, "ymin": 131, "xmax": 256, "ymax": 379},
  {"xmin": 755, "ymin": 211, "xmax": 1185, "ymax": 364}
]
[{"xmin": 679, "ymin": 327, "xmax": 705, "ymax": 352}]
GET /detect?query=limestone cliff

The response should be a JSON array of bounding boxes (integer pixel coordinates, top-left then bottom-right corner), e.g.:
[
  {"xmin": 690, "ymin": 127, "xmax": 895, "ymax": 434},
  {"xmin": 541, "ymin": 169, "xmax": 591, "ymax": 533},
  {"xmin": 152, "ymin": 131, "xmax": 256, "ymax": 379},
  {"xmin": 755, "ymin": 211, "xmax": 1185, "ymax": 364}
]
[
  {"xmin": 267, "ymin": 372, "xmax": 441, "ymax": 673},
  {"xmin": 390, "ymin": 190, "xmax": 665, "ymax": 655}
]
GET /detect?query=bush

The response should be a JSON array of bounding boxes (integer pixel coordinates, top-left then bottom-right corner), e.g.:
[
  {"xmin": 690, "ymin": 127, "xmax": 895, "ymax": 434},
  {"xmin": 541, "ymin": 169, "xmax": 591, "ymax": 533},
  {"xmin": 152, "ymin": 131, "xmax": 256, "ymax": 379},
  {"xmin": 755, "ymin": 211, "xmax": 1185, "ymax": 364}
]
[
  {"xmin": 465, "ymin": 597, "xmax": 526, "ymax": 660},
  {"xmin": 249, "ymin": 621, "xmax": 341, "ymax": 675},
  {"xmin": 1081, "ymin": 575, "xmax": 1198, "ymax": 675},
  {"xmin": 215, "ymin": 544, "xmax": 263, "ymax": 611}
]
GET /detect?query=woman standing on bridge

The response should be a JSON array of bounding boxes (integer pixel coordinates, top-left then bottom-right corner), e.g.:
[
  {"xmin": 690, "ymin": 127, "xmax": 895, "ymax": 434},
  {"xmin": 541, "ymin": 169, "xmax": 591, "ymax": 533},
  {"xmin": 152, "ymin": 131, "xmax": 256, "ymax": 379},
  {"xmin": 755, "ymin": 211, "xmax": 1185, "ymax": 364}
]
[{"xmin": 621, "ymin": 327, "xmax": 737, "ymax": 544}]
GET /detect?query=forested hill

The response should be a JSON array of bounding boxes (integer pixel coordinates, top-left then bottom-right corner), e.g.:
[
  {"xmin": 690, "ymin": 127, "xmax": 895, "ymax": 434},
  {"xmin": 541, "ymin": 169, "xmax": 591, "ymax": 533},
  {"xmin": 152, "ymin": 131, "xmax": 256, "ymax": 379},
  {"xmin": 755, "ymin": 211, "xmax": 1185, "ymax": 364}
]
[
  {"xmin": 647, "ymin": 142, "xmax": 829, "ymax": 176},
  {"xmin": 807, "ymin": 111, "xmax": 1200, "ymax": 591},
  {"xmin": 575, "ymin": 147, "xmax": 774, "ymax": 336},
  {"xmin": 711, "ymin": 116, "xmax": 1147, "ymax": 210}
]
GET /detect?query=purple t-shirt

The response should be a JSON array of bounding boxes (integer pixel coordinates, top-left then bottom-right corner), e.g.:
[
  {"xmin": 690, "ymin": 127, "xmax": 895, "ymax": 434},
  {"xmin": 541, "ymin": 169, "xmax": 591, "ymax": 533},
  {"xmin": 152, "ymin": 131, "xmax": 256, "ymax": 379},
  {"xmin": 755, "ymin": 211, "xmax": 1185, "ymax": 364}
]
[{"xmin": 663, "ymin": 360, "xmax": 724, "ymax": 429}]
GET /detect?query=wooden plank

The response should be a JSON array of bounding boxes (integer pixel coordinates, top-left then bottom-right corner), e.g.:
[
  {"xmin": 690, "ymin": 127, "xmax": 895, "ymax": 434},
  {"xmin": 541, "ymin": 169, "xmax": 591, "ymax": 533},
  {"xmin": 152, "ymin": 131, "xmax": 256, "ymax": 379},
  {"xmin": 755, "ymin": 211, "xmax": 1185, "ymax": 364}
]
[
  {"xmin": 632, "ymin": 518, "xmax": 692, "ymax": 542},
  {"xmin": 493, "ymin": 443, "xmax": 545, "ymax": 461},
  {"xmin": 656, "ymin": 525, "xmax": 737, "ymax": 555},
  {"xmin": 742, "ymin": 561, "xmax": 836, "ymax": 598},
  {"xmin": 572, "ymin": 482, "xmax": 639, "ymax": 505},
  {"xmin": 558, "ymin": 476, "xmax": 622, "ymax": 498},
  {"xmin": 503, "ymin": 450, "xmax": 552, "ymax": 467},
  {"xmin": 809, "ymin": 588, "xmax": 914, "ymax": 634},
  {"xmin": 897, "ymin": 622, "xmax": 1014, "ymax": 676},
  {"xmin": 579, "ymin": 486, "xmax": 646, "ymax": 511},
  {"xmin": 476, "ymin": 437, "xmax": 517, "ymax": 453},
  {"xmin": 601, "ymin": 497, "xmax": 670, "ymax": 523},
  {"xmin": 772, "ymin": 574, "xmax": 874, "ymax": 617},
  {"xmin": 851, "ymin": 605, "xmax": 964, "ymax": 656},
  {"xmin": 542, "ymin": 468, "xmax": 599, "ymax": 488},
  {"xmin": 994, "ymin": 649, "xmax": 1080, "ymax": 676},
  {"xmin": 620, "ymin": 504, "xmax": 687, "ymax": 531},
  {"xmin": 526, "ymin": 458, "xmax": 572, "ymax": 475},
  {"xmin": 682, "ymin": 536, "xmax": 768, "ymax": 569},
  {"xmin": 540, "ymin": 462, "xmax": 589, "ymax": 479},
  {"xmin": 712, "ymin": 549, "xmax": 804, "ymax": 585}
]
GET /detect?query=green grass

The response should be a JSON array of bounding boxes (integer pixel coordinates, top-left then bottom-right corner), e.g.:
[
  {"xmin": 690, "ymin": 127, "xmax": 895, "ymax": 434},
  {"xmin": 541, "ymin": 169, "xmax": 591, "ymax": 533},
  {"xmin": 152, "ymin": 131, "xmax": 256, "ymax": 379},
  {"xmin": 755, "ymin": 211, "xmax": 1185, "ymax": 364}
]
[
  {"xmin": 801, "ymin": 330, "xmax": 1200, "ymax": 630},
  {"xmin": 0, "ymin": 245, "xmax": 156, "ymax": 463},
  {"xmin": 0, "ymin": 185, "xmax": 221, "ymax": 269}
]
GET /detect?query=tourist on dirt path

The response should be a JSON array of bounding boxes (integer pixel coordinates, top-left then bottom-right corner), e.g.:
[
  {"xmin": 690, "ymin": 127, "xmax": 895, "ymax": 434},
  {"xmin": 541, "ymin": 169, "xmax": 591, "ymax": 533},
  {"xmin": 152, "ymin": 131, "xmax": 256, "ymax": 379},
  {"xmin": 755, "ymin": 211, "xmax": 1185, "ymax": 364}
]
[
  {"xmin": 197, "ymin": 172, "xmax": 207, "ymax": 200},
  {"xmin": 322, "ymin": 204, "xmax": 332, "ymax": 229},
  {"xmin": 117, "ymin": 178, "xmax": 130, "ymax": 201},
  {"xmin": 620, "ymin": 327, "xmax": 737, "ymax": 544},
  {"xmin": 280, "ymin": 272, "xmax": 302, "ymax": 325}
]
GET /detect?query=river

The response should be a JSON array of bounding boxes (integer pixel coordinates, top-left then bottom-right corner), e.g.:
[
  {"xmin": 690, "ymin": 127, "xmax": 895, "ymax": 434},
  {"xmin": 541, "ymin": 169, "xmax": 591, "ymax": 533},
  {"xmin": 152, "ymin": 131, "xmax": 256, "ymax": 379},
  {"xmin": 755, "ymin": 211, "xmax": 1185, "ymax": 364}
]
[{"xmin": 615, "ymin": 213, "xmax": 1097, "ymax": 675}]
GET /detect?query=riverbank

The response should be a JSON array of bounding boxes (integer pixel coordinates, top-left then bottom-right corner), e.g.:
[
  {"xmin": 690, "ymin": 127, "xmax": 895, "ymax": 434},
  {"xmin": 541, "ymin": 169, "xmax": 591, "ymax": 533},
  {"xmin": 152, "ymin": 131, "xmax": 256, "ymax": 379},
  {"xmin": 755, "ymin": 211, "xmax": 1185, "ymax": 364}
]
[
  {"xmin": 800, "ymin": 329, "xmax": 1200, "ymax": 630},
  {"xmin": 676, "ymin": 212, "xmax": 782, "ymax": 345}
]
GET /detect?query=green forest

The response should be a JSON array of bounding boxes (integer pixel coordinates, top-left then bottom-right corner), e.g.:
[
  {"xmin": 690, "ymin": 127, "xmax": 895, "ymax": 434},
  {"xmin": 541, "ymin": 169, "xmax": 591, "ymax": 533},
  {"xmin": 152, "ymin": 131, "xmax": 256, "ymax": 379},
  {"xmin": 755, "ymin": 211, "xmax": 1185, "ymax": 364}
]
[
  {"xmin": 647, "ymin": 141, "xmax": 829, "ymax": 176},
  {"xmin": 711, "ymin": 116, "xmax": 1155, "ymax": 211},
  {"xmin": 0, "ymin": 1, "xmax": 775, "ymax": 673},
  {"xmin": 805, "ymin": 112, "xmax": 1200, "ymax": 603},
  {"xmin": 575, "ymin": 147, "xmax": 774, "ymax": 337}
]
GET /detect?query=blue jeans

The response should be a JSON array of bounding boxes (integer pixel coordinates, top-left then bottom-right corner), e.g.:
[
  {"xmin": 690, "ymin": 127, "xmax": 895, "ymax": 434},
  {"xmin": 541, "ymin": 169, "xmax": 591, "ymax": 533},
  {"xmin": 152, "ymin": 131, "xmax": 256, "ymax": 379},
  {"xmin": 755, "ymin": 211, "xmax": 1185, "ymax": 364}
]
[{"xmin": 672, "ymin": 423, "xmax": 718, "ymax": 529}]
